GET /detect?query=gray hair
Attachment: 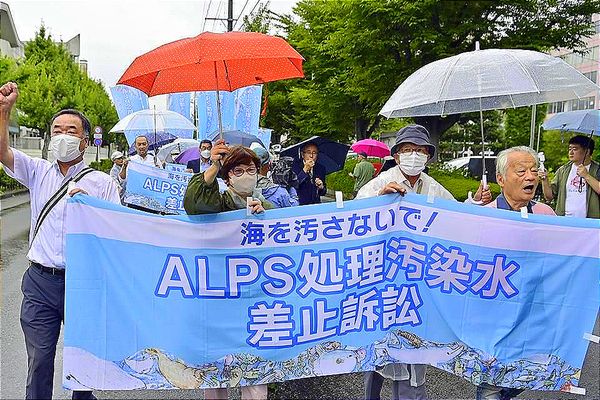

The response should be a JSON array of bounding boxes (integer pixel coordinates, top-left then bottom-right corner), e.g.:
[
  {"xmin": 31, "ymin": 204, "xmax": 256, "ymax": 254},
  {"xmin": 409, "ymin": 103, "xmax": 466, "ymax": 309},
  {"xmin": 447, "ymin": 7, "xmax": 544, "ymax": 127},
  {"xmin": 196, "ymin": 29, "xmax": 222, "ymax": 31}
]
[{"xmin": 495, "ymin": 146, "xmax": 539, "ymax": 178}]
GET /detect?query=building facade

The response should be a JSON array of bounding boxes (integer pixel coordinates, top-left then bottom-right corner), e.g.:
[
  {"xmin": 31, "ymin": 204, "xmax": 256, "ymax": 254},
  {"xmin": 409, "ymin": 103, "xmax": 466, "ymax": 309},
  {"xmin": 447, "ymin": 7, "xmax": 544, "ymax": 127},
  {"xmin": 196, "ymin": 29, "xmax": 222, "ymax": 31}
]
[
  {"xmin": 0, "ymin": 2, "xmax": 24, "ymax": 59},
  {"xmin": 548, "ymin": 13, "xmax": 600, "ymax": 115}
]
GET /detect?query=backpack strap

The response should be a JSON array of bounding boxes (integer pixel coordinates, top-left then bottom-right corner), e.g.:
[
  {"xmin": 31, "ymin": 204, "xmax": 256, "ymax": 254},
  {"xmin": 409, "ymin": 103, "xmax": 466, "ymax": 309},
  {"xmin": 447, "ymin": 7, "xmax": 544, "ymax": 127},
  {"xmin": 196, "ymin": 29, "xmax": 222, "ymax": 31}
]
[{"xmin": 29, "ymin": 167, "xmax": 95, "ymax": 248}]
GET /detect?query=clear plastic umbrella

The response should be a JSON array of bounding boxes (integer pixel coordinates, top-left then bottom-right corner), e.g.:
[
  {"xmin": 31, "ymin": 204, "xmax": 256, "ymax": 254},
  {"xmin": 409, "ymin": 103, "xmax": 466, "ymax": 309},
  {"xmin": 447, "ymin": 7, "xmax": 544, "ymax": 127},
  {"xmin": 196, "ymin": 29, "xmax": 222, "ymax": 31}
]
[
  {"xmin": 380, "ymin": 48, "xmax": 599, "ymax": 118},
  {"xmin": 109, "ymin": 109, "xmax": 197, "ymax": 145},
  {"xmin": 156, "ymin": 138, "xmax": 200, "ymax": 164},
  {"xmin": 380, "ymin": 47, "xmax": 600, "ymax": 186}
]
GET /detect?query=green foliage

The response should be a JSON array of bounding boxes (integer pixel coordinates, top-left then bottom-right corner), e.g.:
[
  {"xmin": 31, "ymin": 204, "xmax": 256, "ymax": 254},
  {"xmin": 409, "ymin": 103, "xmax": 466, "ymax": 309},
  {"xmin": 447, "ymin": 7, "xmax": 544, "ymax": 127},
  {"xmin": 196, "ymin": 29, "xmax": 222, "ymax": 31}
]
[
  {"xmin": 0, "ymin": 165, "xmax": 24, "ymax": 193},
  {"xmin": 253, "ymin": 0, "xmax": 600, "ymax": 145},
  {"xmin": 326, "ymin": 158, "xmax": 358, "ymax": 198},
  {"xmin": 504, "ymin": 104, "xmax": 548, "ymax": 148},
  {"xmin": 438, "ymin": 110, "xmax": 504, "ymax": 160},
  {"xmin": 428, "ymin": 165, "xmax": 501, "ymax": 202},
  {"xmin": 89, "ymin": 158, "xmax": 113, "ymax": 174},
  {"xmin": 12, "ymin": 26, "xmax": 119, "ymax": 158}
]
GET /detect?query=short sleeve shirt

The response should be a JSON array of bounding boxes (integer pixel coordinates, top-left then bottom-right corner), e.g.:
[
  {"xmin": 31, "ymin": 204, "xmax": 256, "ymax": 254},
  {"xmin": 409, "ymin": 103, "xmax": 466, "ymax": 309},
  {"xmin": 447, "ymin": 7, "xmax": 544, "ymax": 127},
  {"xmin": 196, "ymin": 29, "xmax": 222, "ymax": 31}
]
[{"xmin": 4, "ymin": 149, "xmax": 121, "ymax": 269}]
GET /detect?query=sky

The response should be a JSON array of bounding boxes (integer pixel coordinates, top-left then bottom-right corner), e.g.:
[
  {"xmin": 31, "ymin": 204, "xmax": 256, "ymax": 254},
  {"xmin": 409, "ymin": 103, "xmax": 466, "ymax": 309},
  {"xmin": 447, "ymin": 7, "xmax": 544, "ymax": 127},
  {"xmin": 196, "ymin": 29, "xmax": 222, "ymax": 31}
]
[{"xmin": 8, "ymin": 0, "xmax": 299, "ymax": 92}]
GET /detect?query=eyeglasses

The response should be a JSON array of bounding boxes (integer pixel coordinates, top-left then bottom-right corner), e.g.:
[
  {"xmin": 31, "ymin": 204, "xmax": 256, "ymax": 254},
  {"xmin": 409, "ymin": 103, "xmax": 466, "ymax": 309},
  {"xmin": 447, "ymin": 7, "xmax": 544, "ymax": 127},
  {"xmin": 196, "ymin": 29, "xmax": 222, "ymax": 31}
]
[
  {"xmin": 303, "ymin": 151, "xmax": 318, "ymax": 156},
  {"xmin": 396, "ymin": 148, "xmax": 428, "ymax": 155},
  {"xmin": 231, "ymin": 166, "xmax": 258, "ymax": 177}
]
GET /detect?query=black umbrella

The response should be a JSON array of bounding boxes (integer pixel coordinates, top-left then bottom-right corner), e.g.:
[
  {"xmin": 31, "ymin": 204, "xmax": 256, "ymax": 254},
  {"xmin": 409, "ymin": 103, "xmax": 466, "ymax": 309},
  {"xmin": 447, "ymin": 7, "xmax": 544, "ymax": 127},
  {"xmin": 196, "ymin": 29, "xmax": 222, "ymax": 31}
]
[
  {"xmin": 281, "ymin": 136, "xmax": 350, "ymax": 175},
  {"xmin": 208, "ymin": 130, "xmax": 265, "ymax": 148}
]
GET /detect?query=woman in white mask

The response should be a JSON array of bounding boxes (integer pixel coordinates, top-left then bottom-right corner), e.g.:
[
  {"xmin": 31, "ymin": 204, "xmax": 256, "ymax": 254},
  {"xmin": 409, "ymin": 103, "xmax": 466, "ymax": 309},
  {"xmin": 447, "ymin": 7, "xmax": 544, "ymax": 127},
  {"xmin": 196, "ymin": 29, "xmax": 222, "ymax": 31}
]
[{"xmin": 183, "ymin": 139, "xmax": 273, "ymax": 216}]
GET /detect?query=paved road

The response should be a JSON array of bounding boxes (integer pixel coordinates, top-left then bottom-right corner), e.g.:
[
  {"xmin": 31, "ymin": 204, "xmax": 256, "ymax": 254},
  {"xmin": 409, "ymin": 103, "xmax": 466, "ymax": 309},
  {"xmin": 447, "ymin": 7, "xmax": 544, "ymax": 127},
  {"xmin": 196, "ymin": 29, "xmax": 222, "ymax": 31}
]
[{"xmin": 1, "ymin": 196, "xmax": 598, "ymax": 399}]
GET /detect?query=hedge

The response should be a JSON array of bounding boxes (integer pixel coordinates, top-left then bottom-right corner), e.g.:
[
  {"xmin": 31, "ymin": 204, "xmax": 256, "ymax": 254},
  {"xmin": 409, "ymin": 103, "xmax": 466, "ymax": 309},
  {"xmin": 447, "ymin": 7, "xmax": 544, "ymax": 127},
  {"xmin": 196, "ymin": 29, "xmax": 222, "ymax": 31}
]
[
  {"xmin": 326, "ymin": 159, "xmax": 502, "ymax": 202},
  {"xmin": 0, "ymin": 164, "xmax": 24, "ymax": 194}
]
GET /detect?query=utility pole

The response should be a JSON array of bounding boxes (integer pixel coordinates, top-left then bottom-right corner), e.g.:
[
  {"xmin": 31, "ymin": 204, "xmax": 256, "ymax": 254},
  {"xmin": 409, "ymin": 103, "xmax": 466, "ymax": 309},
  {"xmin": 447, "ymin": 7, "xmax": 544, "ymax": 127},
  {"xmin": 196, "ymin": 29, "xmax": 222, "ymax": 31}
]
[
  {"xmin": 227, "ymin": 0, "xmax": 234, "ymax": 31},
  {"xmin": 206, "ymin": 0, "xmax": 235, "ymax": 31}
]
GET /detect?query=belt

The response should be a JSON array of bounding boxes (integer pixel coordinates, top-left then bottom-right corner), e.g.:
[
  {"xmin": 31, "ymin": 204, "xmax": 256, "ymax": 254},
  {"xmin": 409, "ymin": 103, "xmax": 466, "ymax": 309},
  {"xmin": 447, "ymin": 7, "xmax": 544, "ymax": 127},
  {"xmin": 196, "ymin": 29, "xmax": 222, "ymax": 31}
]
[{"xmin": 30, "ymin": 262, "xmax": 65, "ymax": 277}]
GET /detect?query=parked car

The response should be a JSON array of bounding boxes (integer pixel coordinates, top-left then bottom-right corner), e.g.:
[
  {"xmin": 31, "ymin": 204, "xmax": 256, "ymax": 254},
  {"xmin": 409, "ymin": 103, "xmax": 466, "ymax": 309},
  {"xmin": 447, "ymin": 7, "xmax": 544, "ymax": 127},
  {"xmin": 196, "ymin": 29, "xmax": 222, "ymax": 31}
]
[{"xmin": 444, "ymin": 156, "xmax": 497, "ymax": 183}]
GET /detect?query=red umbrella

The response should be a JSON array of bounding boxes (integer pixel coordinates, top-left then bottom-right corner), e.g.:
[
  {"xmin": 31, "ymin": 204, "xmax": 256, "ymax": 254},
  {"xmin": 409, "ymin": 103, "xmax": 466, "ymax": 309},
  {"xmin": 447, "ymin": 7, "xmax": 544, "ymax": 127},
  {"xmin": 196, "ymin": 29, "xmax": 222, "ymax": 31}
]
[
  {"xmin": 118, "ymin": 32, "xmax": 304, "ymax": 135},
  {"xmin": 351, "ymin": 139, "xmax": 390, "ymax": 158}
]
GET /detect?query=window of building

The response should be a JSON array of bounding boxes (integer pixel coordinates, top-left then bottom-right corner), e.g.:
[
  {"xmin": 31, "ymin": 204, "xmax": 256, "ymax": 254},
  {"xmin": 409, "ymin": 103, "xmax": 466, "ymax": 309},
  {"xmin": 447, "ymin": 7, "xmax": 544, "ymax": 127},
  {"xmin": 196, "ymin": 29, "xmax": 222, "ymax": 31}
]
[
  {"xmin": 583, "ymin": 71, "xmax": 597, "ymax": 84},
  {"xmin": 569, "ymin": 96, "xmax": 596, "ymax": 111},
  {"xmin": 595, "ymin": 19, "xmax": 600, "ymax": 34},
  {"xmin": 549, "ymin": 101, "xmax": 566, "ymax": 114}
]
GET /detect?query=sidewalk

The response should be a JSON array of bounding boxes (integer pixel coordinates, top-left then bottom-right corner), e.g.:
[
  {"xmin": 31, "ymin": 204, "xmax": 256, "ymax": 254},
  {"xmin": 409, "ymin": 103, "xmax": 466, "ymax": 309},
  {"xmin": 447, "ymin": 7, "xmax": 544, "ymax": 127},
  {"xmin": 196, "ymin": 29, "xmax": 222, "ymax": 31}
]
[{"xmin": 0, "ymin": 189, "xmax": 30, "ymax": 212}]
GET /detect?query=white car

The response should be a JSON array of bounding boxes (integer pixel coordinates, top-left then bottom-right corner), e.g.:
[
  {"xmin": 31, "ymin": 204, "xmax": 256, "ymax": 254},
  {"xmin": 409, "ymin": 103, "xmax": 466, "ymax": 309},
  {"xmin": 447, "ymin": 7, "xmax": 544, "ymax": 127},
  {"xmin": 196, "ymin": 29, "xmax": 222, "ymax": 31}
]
[{"xmin": 444, "ymin": 156, "xmax": 497, "ymax": 182}]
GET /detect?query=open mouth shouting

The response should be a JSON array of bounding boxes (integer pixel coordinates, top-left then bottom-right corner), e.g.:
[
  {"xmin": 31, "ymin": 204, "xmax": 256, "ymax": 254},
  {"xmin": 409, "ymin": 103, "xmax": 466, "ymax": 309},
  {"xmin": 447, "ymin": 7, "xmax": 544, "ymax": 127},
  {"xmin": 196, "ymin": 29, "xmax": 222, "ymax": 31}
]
[{"xmin": 522, "ymin": 183, "xmax": 536, "ymax": 195}]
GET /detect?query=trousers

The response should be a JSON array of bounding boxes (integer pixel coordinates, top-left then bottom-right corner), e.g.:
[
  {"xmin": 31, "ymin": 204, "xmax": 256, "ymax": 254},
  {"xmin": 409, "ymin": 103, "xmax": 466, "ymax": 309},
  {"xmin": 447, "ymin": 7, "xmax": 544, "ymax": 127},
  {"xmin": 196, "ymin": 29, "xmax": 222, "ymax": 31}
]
[
  {"xmin": 20, "ymin": 265, "xmax": 95, "ymax": 400},
  {"xmin": 204, "ymin": 384, "xmax": 268, "ymax": 399},
  {"xmin": 364, "ymin": 371, "xmax": 427, "ymax": 400}
]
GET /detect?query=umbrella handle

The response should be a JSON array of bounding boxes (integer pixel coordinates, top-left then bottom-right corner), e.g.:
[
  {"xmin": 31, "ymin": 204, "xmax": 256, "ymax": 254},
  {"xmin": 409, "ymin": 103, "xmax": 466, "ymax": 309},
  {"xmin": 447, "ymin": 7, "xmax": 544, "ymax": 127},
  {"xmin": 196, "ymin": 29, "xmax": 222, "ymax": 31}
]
[{"xmin": 467, "ymin": 191, "xmax": 484, "ymax": 205}]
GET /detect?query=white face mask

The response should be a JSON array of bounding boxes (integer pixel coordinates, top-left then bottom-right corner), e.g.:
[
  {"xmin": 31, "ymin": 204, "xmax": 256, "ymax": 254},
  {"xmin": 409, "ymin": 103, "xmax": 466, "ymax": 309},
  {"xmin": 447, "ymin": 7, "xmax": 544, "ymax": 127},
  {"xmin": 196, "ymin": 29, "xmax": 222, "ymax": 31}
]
[
  {"xmin": 398, "ymin": 152, "xmax": 428, "ymax": 176},
  {"xmin": 50, "ymin": 134, "xmax": 84, "ymax": 162},
  {"xmin": 201, "ymin": 149, "xmax": 211, "ymax": 159},
  {"xmin": 229, "ymin": 173, "xmax": 257, "ymax": 196}
]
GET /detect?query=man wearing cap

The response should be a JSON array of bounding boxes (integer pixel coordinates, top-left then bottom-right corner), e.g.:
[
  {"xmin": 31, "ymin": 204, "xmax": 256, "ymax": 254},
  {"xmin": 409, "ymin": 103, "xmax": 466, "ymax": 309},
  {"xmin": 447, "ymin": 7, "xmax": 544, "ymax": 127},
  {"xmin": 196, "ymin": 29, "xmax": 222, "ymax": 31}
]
[
  {"xmin": 357, "ymin": 124, "xmax": 490, "ymax": 400},
  {"xmin": 351, "ymin": 151, "xmax": 375, "ymax": 196},
  {"xmin": 253, "ymin": 144, "xmax": 299, "ymax": 208}
]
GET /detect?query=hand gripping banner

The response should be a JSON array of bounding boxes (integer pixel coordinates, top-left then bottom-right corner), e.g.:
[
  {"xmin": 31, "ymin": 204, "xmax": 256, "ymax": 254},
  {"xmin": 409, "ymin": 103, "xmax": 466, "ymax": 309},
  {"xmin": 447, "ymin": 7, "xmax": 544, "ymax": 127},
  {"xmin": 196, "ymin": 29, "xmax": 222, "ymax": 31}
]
[{"xmin": 63, "ymin": 194, "xmax": 599, "ymax": 392}]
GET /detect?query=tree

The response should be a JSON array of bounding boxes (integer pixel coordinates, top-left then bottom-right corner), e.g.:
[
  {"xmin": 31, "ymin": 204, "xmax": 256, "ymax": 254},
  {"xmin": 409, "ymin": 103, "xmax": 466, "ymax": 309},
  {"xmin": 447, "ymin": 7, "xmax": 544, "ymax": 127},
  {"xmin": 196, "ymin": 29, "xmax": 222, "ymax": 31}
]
[
  {"xmin": 503, "ymin": 104, "xmax": 548, "ymax": 149},
  {"xmin": 257, "ymin": 0, "xmax": 600, "ymax": 145},
  {"xmin": 13, "ymin": 26, "xmax": 118, "ymax": 158}
]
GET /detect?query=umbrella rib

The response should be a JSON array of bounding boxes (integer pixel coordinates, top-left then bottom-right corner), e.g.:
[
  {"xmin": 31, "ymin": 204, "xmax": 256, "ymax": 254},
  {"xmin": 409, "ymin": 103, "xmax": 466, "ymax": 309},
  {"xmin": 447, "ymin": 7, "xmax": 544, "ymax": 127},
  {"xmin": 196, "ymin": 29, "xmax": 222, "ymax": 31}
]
[
  {"xmin": 437, "ymin": 55, "xmax": 463, "ymax": 111},
  {"xmin": 223, "ymin": 60, "xmax": 233, "ymax": 91},
  {"xmin": 509, "ymin": 52, "xmax": 542, "ymax": 96}
]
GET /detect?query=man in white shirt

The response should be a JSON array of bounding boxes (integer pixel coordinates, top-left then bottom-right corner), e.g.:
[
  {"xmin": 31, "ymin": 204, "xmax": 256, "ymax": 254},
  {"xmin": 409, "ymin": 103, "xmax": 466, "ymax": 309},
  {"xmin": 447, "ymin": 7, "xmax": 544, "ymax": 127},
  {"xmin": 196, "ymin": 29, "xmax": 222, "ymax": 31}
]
[
  {"xmin": 540, "ymin": 135, "xmax": 600, "ymax": 218},
  {"xmin": 357, "ymin": 124, "xmax": 490, "ymax": 400},
  {"xmin": 0, "ymin": 82, "xmax": 120, "ymax": 400},
  {"xmin": 119, "ymin": 135, "xmax": 159, "ymax": 181}
]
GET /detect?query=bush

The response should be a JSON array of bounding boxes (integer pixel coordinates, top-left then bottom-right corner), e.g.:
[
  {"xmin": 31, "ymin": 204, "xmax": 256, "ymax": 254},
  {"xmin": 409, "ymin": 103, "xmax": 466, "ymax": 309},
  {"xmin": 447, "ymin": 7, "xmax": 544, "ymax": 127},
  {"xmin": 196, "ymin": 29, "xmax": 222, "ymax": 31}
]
[
  {"xmin": 326, "ymin": 158, "xmax": 359, "ymax": 199},
  {"xmin": 0, "ymin": 164, "xmax": 24, "ymax": 194},
  {"xmin": 326, "ymin": 159, "xmax": 502, "ymax": 202},
  {"xmin": 90, "ymin": 159, "xmax": 113, "ymax": 174},
  {"xmin": 428, "ymin": 164, "xmax": 501, "ymax": 202}
]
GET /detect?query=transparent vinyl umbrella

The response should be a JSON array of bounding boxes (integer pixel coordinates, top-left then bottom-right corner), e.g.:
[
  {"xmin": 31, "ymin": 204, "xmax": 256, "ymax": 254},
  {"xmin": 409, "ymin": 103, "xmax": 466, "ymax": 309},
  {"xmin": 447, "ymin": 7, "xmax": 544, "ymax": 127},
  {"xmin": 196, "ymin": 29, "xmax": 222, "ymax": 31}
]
[{"xmin": 380, "ymin": 46, "xmax": 600, "ymax": 184}]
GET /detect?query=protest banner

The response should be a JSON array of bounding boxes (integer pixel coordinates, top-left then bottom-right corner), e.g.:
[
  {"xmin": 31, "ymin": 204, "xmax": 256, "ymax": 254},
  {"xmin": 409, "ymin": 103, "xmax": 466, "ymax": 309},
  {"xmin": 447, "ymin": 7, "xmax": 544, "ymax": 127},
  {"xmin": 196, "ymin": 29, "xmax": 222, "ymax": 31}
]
[
  {"xmin": 123, "ymin": 160, "xmax": 191, "ymax": 214},
  {"xmin": 63, "ymin": 193, "xmax": 599, "ymax": 392}
]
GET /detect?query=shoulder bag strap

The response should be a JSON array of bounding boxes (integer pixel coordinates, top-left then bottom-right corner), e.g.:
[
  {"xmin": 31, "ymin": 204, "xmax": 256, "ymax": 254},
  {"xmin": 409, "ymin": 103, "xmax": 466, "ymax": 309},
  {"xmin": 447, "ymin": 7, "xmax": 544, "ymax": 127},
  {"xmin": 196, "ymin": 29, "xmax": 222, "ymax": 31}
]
[{"xmin": 29, "ymin": 167, "xmax": 95, "ymax": 247}]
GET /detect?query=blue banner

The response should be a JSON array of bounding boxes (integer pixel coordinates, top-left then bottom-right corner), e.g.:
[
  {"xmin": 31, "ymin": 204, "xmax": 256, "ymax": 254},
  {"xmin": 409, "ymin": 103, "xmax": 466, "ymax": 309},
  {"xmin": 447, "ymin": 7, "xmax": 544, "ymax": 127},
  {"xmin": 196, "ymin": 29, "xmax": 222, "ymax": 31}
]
[
  {"xmin": 123, "ymin": 160, "xmax": 190, "ymax": 214},
  {"xmin": 110, "ymin": 85, "xmax": 149, "ymax": 119},
  {"xmin": 167, "ymin": 93, "xmax": 192, "ymax": 122},
  {"xmin": 63, "ymin": 194, "xmax": 599, "ymax": 393},
  {"xmin": 197, "ymin": 86, "xmax": 263, "ymax": 140},
  {"xmin": 164, "ymin": 163, "xmax": 188, "ymax": 173}
]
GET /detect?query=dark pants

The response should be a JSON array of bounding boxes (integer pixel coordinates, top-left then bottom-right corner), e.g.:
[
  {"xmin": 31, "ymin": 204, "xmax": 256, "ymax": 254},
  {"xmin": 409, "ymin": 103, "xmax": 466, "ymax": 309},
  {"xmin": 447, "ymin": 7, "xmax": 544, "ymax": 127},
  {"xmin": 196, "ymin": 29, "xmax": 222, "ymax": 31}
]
[
  {"xmin": 364, "ymin": 372, "xmax": 427, "ymax": 400},
  {"xmin": 20, "ymin": 265, "xmax": 95, "ymax": 400}
]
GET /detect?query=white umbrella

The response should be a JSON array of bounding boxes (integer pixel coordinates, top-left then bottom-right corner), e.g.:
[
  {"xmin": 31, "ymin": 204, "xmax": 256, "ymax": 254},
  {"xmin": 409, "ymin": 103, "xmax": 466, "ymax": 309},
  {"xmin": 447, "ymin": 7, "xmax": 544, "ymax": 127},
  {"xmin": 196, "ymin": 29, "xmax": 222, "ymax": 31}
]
[
  {"xmin": 156, "ymin": 138, "xmax": 200, "ymax": 164},
  {"xmin": 380, "ymin": 46, "xmax": 600, "ymax": 185},
  {"xmin": 109, "ymin": 109, "xmax": 196, "ymax": 145},
  {"xmin": 380, "ymin": 48, "xmax": 599, "ymax": 118}
]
